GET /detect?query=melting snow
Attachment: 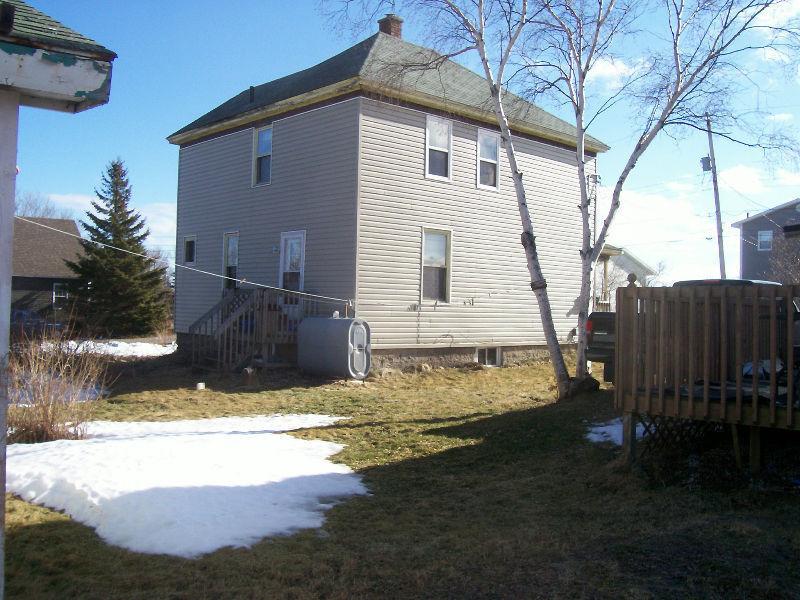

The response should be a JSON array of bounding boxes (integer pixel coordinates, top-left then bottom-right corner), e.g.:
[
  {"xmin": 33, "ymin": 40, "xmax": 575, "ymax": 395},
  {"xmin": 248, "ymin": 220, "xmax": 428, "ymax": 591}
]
[
  {"xmin": 6, "ymin": 415, "xmax": 367, "ymax": 558},
  {"xmin": 64, "ymin": 340, "xmax": 178, "ymax": 357},
  {"xmin": 586, "ymin": 417, "xmax": 645, "ymax": 446}
]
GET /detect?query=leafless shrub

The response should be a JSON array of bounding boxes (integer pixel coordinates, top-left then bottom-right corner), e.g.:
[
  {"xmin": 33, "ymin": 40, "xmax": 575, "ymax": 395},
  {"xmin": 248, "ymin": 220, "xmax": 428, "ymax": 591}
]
[
  {"xmin": 769, "ymin": 235, "xmax": 800, "ymax": 284},
  {"xmin": 14, "ymin": 190, "xmax": 74, "ymax": 219},
  {"xmin": 7, "ymin": 331, "xmax": 107, "ymax": 443}
]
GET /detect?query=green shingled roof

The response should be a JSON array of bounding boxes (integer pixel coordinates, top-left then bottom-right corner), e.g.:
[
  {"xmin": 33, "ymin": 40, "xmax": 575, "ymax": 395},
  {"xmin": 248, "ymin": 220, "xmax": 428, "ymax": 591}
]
[
  {"xmin": 170, "ymin": 32, "xmax": 607, "ymax": 152},
  {"xmin": 1, "ymin": 0, "xmax": 116, "ymax": 59}
]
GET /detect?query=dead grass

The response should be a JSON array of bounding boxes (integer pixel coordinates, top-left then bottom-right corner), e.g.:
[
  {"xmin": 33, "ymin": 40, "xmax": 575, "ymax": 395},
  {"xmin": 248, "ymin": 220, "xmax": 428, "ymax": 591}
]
[
  {"xmin": 6, "ymin": 358, "xmax": 800, "ymax": 599},
  {"xmin": 7, "ymin": 333, "xmax": 106, "ymax": 443}
]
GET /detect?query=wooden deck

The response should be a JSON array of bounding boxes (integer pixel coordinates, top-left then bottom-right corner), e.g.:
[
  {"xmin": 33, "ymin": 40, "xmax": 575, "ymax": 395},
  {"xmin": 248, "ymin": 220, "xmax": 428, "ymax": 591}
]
[
  {"xmin": 615, "ymin": 284, "xmax": 800, "ymax": 467},
  {"xmin": 188, "ymin": 288, "xmax": 351, "ymax": 372}
]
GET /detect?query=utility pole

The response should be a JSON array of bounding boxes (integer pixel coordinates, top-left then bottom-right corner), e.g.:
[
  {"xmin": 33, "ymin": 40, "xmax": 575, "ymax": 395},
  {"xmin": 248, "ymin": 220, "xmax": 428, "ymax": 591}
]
[{"xmin": 703, "ymin": 113, "xmax": 727, "ymax": 278}]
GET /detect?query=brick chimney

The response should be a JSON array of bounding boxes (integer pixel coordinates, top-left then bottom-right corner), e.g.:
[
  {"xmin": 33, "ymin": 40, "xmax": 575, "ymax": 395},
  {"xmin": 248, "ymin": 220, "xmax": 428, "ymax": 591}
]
[{"xmin": 378, "ymin": 13, "xmax": 403, "ymax": 38}]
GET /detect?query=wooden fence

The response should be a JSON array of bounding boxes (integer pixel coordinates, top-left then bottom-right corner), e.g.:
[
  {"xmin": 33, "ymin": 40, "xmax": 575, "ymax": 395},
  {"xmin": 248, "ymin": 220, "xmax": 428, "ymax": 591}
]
[{"xmin": 615, "ymin": 284, "xmax": 800, "ymax": 430}]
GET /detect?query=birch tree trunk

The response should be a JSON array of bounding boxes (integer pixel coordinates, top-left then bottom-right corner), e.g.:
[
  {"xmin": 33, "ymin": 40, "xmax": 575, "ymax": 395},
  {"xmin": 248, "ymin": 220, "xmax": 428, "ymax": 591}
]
[
  {"xmin": 473, "ymin": 42, "xmax": 572, "ymax": 396},
  {"xmin": 573, "ymin": 106, "xmax": 593, "ymax": 380}
]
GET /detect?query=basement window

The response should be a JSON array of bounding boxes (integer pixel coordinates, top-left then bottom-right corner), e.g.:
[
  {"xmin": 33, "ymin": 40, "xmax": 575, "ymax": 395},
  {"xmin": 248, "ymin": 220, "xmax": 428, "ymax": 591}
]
[{"xmin": 476, "ymin": 347, "xmax": 502, "ymax": 367}]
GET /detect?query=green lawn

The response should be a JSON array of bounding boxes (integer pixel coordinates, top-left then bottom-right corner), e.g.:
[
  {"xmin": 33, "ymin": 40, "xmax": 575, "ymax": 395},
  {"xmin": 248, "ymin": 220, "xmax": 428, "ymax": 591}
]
[{"xmin": 6, "ymin": 357, "xmax": 800, "ymax": 599}]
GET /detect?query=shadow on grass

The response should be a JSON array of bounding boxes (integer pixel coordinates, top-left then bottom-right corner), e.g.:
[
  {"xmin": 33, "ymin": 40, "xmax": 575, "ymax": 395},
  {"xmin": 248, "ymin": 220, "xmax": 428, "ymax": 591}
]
[
  {"xmin": 106, "ymin": 354, "xmax": 346, "ymax": 397},
  {"xmin": 8, "ymin": 390, "xmax": 800, "ymax": 599}
]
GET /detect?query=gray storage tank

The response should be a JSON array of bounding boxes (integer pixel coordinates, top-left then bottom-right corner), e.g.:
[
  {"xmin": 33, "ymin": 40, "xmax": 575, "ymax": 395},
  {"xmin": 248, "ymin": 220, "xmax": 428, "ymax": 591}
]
[{"xmin": 297, "ymin": 317, "xmax": 371, "ymax": 379}]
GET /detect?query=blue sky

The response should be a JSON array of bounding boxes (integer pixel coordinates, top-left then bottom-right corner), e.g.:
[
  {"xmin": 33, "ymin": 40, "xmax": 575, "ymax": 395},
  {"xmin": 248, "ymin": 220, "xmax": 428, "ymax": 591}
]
[{"xmin": 16, "ymin": 1, "xmax": 800, "ymax": 281}]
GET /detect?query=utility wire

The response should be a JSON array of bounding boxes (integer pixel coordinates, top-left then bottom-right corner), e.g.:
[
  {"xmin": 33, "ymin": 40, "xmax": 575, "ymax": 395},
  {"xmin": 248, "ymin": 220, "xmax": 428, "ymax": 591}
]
[
  {"xmin": 14, "ymin": 216, "xmax": 352, "ymax": 306},
  {"xmin": 716, "ymin": 174, "xmax": 787, "ymax": 231}
]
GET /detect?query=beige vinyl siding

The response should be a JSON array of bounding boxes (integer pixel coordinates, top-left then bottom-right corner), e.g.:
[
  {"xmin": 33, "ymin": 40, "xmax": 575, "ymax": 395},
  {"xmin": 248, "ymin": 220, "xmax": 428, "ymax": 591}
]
[
  {"xmin": 174, "ymin": 99, "xmax": 360, "ymax": 332},
  {"xmin": 356, "ymin": 98, "xmax": 585, "ymax": 349}
]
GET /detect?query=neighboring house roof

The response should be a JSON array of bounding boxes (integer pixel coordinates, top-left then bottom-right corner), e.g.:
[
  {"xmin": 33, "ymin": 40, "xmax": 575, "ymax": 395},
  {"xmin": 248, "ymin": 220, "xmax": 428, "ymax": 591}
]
[
  {"xmin": 0, "ymin": 0, "xmax": 116, "ymax": 60},
  {"xmin": 599, "ymin": 243, "xmax": 656, "ymax": 277},
  {"xmin": 12, "ymin": 217, "xmax": 82, "ymax": 279},
  {"xmin": 168, "ymin": 31, "xmax": 608, "ymax": 153},
  {"xmin": 730, "ymin": 198, "xmax": 800, "ymax": 228}
]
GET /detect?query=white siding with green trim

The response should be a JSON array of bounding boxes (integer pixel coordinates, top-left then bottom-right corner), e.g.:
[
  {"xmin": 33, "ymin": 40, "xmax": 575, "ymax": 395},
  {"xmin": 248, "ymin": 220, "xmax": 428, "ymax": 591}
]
[{"xmin": 355, "ymin": 97, "xmax": 587, "ymax": 349}]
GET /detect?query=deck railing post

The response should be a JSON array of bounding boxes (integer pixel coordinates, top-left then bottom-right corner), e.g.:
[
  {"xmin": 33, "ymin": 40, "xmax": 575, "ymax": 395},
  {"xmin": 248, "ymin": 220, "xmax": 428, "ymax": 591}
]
[{"xmin": 622, "ymin": 412, "xmax": 638, "ymax": 466}]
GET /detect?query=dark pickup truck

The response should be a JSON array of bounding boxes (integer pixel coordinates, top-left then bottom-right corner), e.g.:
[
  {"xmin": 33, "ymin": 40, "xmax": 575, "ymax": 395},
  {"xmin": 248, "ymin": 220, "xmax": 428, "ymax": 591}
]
[
  {"xmin": 586, "ymin": 279, "xmax": 800, "ymax": 384},
  {"xmin": 586, "ymin": 311, "xmax": 616, "ymax": 382}
]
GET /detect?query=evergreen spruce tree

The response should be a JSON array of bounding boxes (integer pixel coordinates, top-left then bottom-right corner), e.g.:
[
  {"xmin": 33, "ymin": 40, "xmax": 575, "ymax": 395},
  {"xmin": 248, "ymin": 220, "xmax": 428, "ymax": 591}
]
[{"xmin": 67, "ymin": 160, "xmax": 169, "ymax": 336}]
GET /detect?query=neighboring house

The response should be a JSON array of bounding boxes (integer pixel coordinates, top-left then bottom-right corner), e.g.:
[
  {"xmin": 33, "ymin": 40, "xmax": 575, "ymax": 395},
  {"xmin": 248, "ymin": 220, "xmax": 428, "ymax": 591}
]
[
  {"xmin": 593, "ymin": 244, "xmax": 656, "ymax": 311},
  {"xmin": 11, "ymin": 217, "xmax": 82, "ymax": 318},
  {"xmin": 731, "ymin": 198, "xmax": 800, "ymax": 280},
  {"xmin": 168, "ymin": 15, "xmax": 608, "ymax": 367}
]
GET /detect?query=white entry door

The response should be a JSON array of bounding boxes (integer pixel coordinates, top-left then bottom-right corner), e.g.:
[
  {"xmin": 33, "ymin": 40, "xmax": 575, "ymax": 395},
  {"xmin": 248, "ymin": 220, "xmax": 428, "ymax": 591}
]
[{"xmin": 279, "ymin": 230, "xmax": 306, "ymax": 292}]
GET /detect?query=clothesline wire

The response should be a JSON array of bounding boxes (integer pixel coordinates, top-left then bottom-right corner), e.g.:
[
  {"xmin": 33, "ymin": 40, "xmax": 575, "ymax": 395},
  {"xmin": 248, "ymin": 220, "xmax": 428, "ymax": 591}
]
[{"xmin": 14, "ymin": 216, "xmax": 352, "ymax": 306}]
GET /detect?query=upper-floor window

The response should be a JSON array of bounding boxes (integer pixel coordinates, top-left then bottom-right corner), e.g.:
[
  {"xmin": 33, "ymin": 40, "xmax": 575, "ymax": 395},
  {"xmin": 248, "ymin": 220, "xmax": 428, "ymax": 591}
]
[
  {"xmin": 758, "ymin": 230, "xmax": 773, "ymax": 251},
  {"xmin": 477, "ymin": 129, "xmax": 500, "ymax": 190},
  {"xmin": 183, "ymin": 235, "xmax": 196, "ymax": 265},
  {"xmin": 426, "ymin": 116, "xmax": 451, "ymax": 180},
  {"xmin": 254, "ymin": 127, "xmax": 272, "ymax": 185},
  {"xmin": 422, "ymin": 228, "xmax": 450, "ymax": 302},
  {"xmin": 223, "ymin": 232, "xmax": 239, "ymax": 289}
]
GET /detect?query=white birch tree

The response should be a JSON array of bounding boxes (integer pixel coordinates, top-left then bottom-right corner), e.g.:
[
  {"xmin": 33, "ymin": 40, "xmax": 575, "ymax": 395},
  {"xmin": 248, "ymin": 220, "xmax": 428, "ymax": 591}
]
[
  {"xmin": 326, "ymin": 0, "xmax": 799, "ymax": 393},
  {"xmin": 328, "ymin": 0, "xmax": 577, "ymax": 395},
  {"xmin": 520, "ymin": 0, "xmax": 799, "ymax": 378}
]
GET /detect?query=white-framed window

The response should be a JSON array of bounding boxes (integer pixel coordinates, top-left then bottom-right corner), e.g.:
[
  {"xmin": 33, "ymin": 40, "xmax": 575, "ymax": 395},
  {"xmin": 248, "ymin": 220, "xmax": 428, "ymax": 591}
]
[
  {"xmin": 421, "ymin": 228, "xmax": 451, "ymax": 302},
  {"xmin": 183, "ymin": 235, "xmax": 196, "ymax": 265},
  {"xmin": 425, "ymin": 115, "xmax": 452, "ymax": 181},
  {"xmin": 254, "ymin": 126, "xmax": 273, "ymax": 185},
  {"xmin": 757, "ymin": 230, "xmax": 773, "ymax": 251},
  {"xmin": 223, "ymin": 232, "xmax": 239, "ymax": 289},
  {"xmin": 477, "ymin": 129, "xmax": 500, "ymax": 190},
  {"xmin": 476, "ymin": 347, "xmax": 502, "ymax": 367},
  {"xmin": 279, "ymin": 230, "xmax": 306, "ymax": 292},
  {"xmin": 52, "ymin": 282, "xmax": 69, "ymax": 310}
]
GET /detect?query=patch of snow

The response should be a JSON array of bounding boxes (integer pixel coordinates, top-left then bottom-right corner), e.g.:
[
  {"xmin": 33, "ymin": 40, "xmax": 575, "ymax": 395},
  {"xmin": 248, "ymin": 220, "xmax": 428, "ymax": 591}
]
[
  {"xmin": 64, "ymin": 340, "xmax": 177, "ymax": 358},
  {"xmin": 7, "ymin": 414, "xmax": 367, "ymax": 558},
  {"xmin": 586, "ymin": 417, "xmax": 645, "ymax": 446}
]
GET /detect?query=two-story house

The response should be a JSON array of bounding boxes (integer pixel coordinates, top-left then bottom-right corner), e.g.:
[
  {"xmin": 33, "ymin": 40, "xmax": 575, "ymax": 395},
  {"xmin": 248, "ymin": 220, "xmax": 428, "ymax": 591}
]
[
  {"xmin": 168, "ymin": 15, "xmax": 608, "ymax": 369},
  {"xmin": 732, "ymin": 198, "xmax": 800, "ymax": 281}
]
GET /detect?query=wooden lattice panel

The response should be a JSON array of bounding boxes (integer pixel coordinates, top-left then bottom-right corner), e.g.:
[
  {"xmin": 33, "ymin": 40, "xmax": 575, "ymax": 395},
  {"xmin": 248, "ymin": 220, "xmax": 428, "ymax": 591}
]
[{"xmin": 638, "ymin": 415, "xmax": 722, "ymax": 456}]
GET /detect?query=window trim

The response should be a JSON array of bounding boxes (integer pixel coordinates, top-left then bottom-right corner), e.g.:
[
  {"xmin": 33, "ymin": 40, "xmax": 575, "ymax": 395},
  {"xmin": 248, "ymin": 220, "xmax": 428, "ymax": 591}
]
[
  {"xmin": 757, "ymin": 230, "xmax": 773, "ymax": 251},
  {"xmin": 420, "ymin": 226, "xmax": 452, "ymax": 304},
  {"xmin": 222, "ymin": 231, "xmax": 240, "ymax": 290},
  {"xmin": 52, "ymin": 282, "xmax": 69, "ymax": 308},
  {"xmin": 476, "ymin": 128, "xmax": 501, "ymax": 191},
  {"xmin": 425, "ymin": 115, "xmax": 452, "ymax": 182},
  {"xmin": 252, "ymin": 125, "xmax": 273, "ymax": 187},
  {"xmin": 475, "ymin": 346, "xmax": 502, "ymax": 367},
  {"xmin": 278, "ymin": 230, "xmax": 307, "ymax": 291},
  {"xmin": 183, "ymin": 235, "xmax": 197, "ymax": 266}
]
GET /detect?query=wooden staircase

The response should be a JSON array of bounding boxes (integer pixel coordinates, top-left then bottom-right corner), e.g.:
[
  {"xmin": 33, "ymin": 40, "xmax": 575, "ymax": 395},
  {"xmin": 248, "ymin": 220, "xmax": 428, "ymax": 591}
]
[{"xmin": 188, "ymin": 288, "xmax": 350, "ymax": 372}]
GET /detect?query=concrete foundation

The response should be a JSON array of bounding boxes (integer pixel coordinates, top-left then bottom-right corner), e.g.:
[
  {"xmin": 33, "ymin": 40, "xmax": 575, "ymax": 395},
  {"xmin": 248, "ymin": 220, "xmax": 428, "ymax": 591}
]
[{"xmin": 178, "ymin": 330, "xmax": 574, "ymax": 373}]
